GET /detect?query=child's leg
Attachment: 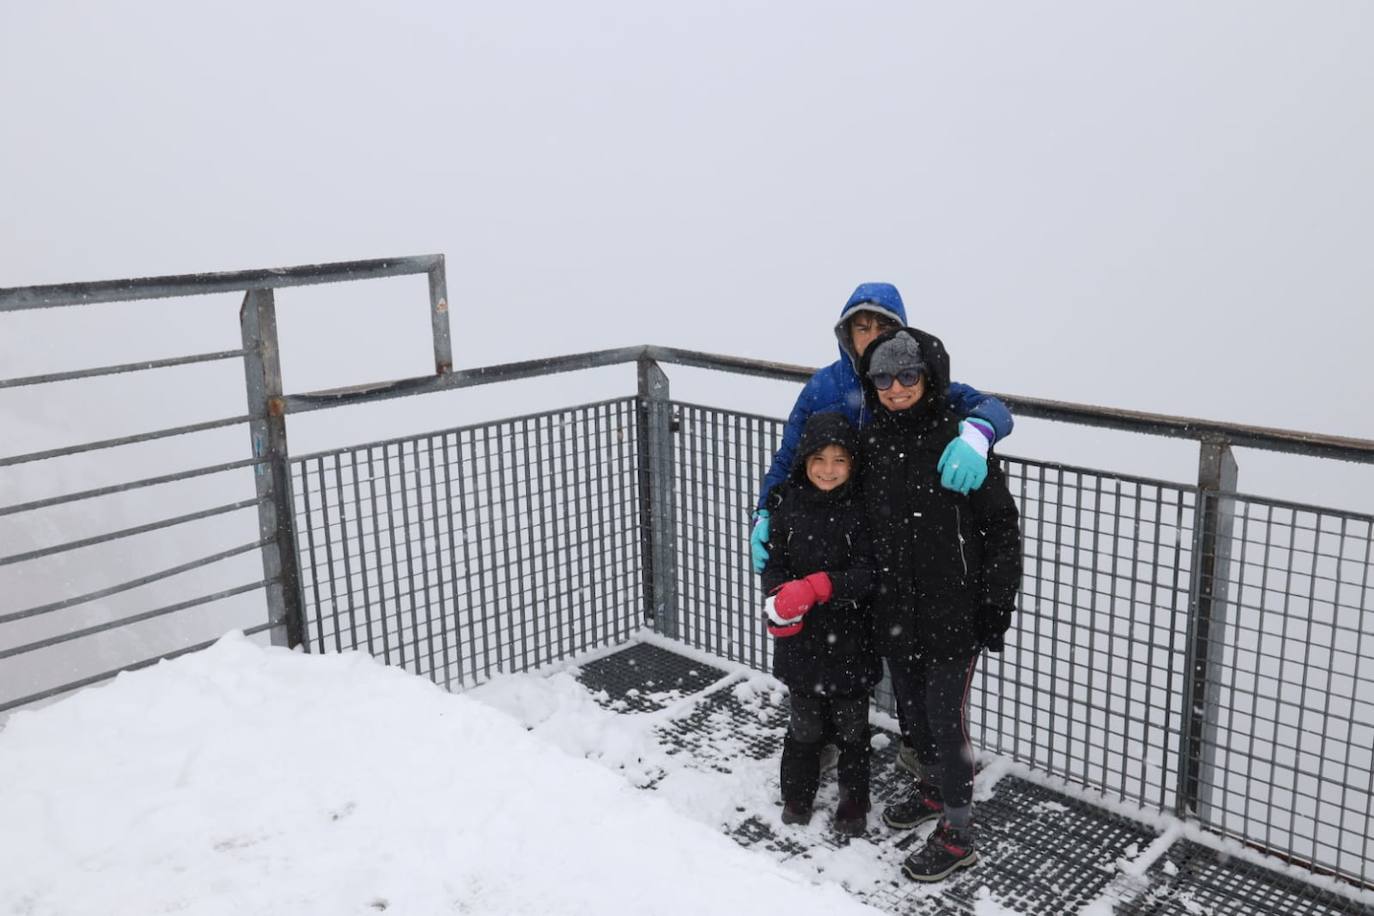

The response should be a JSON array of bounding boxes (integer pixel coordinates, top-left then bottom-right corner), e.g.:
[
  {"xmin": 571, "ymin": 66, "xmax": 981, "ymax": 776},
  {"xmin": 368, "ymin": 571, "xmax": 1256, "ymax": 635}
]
[
  {"xmin": 830, "ymin": 695, "xmax": 871, "ymax": 801},
  {"xmin": 922, "ymin": 654, "xmax": 980, "ymax": 828},
  {"xmin": 781, "ymin": 694, "xmax": 826, "ymax": 808}
]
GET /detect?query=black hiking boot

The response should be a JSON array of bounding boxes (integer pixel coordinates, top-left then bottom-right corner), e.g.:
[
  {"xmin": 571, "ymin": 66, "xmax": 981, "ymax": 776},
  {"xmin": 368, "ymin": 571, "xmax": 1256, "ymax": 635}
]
[
  {"xmin": 781, "ymin": 800, "xmax": 813, "ymax": 826},
  {"xmin": 881, "ymin": 781, "xmax": 944, "ymax": 830},
  {"xmin": 833, "ymin": 788, "xmax": 870, "ymax": 837},
  {"xmin": 900, "ymin": 820, "xmax": 978, "ymax": 882}
]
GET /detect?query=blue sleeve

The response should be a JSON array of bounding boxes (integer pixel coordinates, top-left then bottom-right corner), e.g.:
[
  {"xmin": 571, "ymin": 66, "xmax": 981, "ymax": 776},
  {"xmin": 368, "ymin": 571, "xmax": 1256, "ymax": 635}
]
[
  {"xmin": 948, "ymin": 381, "xmax": 1014, "ymax": 444},
  {"xmin": 757, "ymin": 377, "xmax": 820, "ymax": 510}
]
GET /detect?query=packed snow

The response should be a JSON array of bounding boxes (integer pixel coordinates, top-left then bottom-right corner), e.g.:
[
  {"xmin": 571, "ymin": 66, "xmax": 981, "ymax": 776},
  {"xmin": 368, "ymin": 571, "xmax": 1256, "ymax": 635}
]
[
  {"xmin": 6, "ymin": 631, "xmax": 1370, "ymax": 916},
  {"xmin": 0, "ymin": 633, "xmax": 880, "ymax": 916}
]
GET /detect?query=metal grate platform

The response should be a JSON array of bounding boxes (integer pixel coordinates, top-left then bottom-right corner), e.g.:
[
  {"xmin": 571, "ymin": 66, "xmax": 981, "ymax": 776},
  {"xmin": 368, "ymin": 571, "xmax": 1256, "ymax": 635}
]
[
  {"xmin": 573, "ymin": 641, "xmax": 726, "ymax": 712},
  {"xmin": 1118, "ymin": 840, "xmax": 1374, "ymax": 916},
  {"xmin": 570, "ymin": 641, "xmax": 1374, "ymax": 916}
]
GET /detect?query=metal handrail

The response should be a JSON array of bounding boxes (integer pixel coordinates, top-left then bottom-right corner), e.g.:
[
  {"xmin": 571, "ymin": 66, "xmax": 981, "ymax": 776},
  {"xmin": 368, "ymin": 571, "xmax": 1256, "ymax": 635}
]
[
  {"xmin": 0, "ymin": 498, "xmax": 262, "ymax": 567},
  {"xmin": 0, "ymin": 415, "xmax": 253, "ymax": 468},
  {"xmin": 0, "ymin": 255, "xmax": 443, "ymax": 311},
  {"xmin": 272, "ymin": 343, "xmax": 1374, "ymax": 464},
  {"xmin": 0, "ymin": 350, "xmax": 247, "ymax": 389},
  {"xmin": 0, "ymin": 540, "xmax": 271, "ymax": 626}
]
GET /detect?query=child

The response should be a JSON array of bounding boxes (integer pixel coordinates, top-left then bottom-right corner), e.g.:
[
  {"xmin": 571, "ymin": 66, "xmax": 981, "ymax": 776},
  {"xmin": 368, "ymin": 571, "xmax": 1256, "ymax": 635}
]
[
  {"xmin": 856, "ymin": 327, "xmax": 1022, "ymax": 881},
  {"xmin": 760, "ymin": 411, "xmax": 879, "ymax": 836}
]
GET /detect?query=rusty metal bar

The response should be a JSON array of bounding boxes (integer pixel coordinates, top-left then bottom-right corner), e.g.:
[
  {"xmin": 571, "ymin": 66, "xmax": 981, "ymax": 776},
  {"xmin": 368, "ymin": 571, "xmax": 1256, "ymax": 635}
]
[
  {"xmin": 427, "ymin": 260, "xmax": 452, "ymax": 375},
  {"xmin": 240, "ymin": 288, "xmax": 306, "ymax": 650}
]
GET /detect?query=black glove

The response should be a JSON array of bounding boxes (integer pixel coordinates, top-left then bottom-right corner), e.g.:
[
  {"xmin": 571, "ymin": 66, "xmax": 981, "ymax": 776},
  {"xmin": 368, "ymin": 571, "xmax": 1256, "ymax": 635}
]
[{"xmin": 978, "ymin": 603, "xmax": 1014, "ymax": 652}]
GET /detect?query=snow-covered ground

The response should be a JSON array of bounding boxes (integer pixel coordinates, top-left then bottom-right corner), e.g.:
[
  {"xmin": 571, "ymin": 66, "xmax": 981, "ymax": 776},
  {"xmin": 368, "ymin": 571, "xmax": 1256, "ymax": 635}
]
[
  {"xmin": 5, "ymin": 630, "xmax": 1371, "ymax": 916},
  {"xmin": 0, "ymin": 633, "xmax": 882, "ymax": 916}
]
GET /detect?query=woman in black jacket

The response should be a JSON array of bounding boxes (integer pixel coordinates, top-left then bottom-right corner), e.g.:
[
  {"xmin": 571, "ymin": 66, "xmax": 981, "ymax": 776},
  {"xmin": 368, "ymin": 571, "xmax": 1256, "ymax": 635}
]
[
  {"xmin": 761, "ymin": 411, "xmax": 879, "ymax": 836},
  {"xmin": 857, "ymin": 326, "xmax": 1022, "ymax": 882}
]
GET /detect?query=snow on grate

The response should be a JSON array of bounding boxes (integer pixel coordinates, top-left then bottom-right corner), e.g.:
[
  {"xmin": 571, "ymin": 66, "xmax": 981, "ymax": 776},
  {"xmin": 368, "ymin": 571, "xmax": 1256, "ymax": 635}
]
[
  {"xmin": 1118, "ymin": 840, "xmax": 1374, "ymax": 916},
  {"xmin": 508, "ymin": 640, "xmax": 1373, "ymax": 916}
]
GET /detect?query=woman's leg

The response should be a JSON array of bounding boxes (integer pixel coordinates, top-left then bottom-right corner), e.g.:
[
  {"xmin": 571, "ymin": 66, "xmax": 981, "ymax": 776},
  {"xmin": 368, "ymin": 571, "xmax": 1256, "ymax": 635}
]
[
  {"xmin": 923, "ymin": 653, "xmax": 980, "ymax": 825},
  {"xmin": 886, "ymin": 649, "xmax": 939, "ymax": 770},
  {"xmin": 881, "ymin": 651, "xmax": 949, "ymax": 829}
]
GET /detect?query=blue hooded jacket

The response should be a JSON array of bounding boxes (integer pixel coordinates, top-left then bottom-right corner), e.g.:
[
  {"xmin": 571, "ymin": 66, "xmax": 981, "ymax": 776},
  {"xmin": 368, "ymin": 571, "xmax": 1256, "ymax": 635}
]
[{"xmin": 756, "ymin": 282, "xmax": 1014, "ymax": 510}]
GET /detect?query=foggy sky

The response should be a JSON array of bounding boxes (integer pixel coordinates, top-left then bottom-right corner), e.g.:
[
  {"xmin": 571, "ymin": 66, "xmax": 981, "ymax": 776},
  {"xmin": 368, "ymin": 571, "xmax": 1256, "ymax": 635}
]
[{"xmin": 3, "ymin": 0, "xmax": 1373, "ymax": 510}]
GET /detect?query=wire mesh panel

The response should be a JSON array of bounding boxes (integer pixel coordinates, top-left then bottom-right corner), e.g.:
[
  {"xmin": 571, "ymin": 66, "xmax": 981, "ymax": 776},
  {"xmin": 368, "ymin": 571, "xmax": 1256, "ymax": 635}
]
[
  {"xmin": 290, "ymin": 398, "xmax": 642, "ymax": 689},
  {"xmin": 982, "ymin": 458, "xmax": 1198, "ymax": 814},
  {"xmin": 1191, "ymin": 495, "xmax": 1374, "ymax": 887},
  {"xmin": 670, "ymin": 403, "xmax": 778, "ymax": 672}
]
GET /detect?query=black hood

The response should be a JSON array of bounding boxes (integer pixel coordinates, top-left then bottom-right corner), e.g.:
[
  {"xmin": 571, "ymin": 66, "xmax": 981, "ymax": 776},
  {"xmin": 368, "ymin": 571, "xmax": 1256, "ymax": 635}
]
[
  {"xmin": 788, "ymin": 411, "xmax": 861, "ymax": 485},
  {"xmin": 857, "ymin": 325, "xmax": 951, "ymax": 417}
]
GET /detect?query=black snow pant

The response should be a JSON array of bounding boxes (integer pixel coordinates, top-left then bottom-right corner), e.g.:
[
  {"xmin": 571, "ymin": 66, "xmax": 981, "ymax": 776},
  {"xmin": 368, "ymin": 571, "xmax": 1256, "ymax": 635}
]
[
  {"xmin": 886, "ymin": 650, "xmax": 979, "ymax": 810},
  {"xmin": 780, "ymin": 693, "xmax": 870, "ymax": 806}
]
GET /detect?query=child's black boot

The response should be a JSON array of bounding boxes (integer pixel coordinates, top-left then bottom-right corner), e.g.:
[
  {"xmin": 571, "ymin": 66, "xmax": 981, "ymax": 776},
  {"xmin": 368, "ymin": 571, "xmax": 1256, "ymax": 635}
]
[
  {"xmin": 781, "ymin": 799, "xmax": 814, "ymax": 826},
  {"xmin": 832, "ymin": 786, "xmax": 870, "ymax": 836}
]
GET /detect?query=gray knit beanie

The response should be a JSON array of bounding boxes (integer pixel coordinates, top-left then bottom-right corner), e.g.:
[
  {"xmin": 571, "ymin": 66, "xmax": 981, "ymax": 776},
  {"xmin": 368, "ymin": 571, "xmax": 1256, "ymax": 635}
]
[{"xmin": 866, "ymin": 330, "xmax": 925, "ymax": 380}]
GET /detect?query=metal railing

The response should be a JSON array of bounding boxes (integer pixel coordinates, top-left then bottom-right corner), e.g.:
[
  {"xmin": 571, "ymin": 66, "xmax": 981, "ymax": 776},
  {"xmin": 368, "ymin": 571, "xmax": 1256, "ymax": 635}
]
[
  {"xmin": 0, "ymin": 256, "xmax": 449, "ymax": 712},
  {"xmin": 3, "ymin": 257, "xmax": 1373, "ymax": 895}
]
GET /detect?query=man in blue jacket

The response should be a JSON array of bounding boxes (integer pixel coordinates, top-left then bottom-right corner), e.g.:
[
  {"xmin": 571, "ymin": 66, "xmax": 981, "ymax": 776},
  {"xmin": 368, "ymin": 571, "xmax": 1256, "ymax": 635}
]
[{"xmin": 751, "ymin": 282, "xmax": 1013, "ymax": 572}]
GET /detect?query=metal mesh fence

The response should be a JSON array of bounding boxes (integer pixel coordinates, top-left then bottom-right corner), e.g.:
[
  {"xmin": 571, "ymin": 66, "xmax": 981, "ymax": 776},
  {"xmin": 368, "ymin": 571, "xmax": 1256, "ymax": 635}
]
[
  {"xmin": 670, "ymin": 402, "xmax": 777, "ymax": 671},
  {"xmin": 1191, "ymin": 494, "xmax": 1374, "ymax": 885},
  {"xmin": 290, "ymin": 398, "xmax": 643, "ymax": 689},
  {"xmin": 981, "ymin": 460, "xmax": 1197, "ymax": 815},
  {"xmin": 663, "ymin": 399, "xmax": 1373, "ymax": 888}
]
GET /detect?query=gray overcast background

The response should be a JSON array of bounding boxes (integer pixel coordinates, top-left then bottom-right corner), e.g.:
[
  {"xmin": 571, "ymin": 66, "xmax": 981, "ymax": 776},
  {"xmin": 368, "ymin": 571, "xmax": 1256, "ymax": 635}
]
[{"xmin": 3, "ymin": 0, "xmax": 1373, "ymax": 513}]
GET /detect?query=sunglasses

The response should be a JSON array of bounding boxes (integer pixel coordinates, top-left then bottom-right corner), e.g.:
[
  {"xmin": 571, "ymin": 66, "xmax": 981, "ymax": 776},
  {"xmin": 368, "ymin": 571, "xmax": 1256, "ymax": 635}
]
[{"xmin": 869, "ymin": 369, "xmax": 923, "ymax": 391}]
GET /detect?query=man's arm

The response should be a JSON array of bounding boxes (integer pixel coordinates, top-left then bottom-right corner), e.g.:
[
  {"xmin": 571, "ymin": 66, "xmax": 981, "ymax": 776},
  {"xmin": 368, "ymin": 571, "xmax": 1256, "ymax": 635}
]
[
  {"xmin": 948, "ymin": 381, "xmax": 1014, "ymax": 444},
  {"xmin": 756, "ymin": 378, "xmax": 821, "ymax": 511}
]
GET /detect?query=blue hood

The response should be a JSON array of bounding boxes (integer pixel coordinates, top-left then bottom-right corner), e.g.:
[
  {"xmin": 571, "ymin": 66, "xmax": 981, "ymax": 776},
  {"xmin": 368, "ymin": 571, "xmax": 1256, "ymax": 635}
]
[{"xmin": 833, "ymin": 282, "xmax": 909, "ymax": 369}]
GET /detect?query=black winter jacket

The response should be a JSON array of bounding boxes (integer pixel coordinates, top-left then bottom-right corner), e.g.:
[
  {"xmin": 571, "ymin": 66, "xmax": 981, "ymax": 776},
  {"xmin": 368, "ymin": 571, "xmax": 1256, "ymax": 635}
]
[
  {"xmin": 858, "ymin": 327, "xmax": 1023, "ymax": 660},
  {"xmin": 761, "ymin": 414, "xmax": 881, "ymax": 698}
]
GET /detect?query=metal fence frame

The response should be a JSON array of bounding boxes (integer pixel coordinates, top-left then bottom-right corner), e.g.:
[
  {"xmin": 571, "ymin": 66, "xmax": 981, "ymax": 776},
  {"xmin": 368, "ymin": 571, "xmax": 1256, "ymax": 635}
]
[{"xmin": 4, "ymin": 257, "xmax": 1374, "ymax": 893}]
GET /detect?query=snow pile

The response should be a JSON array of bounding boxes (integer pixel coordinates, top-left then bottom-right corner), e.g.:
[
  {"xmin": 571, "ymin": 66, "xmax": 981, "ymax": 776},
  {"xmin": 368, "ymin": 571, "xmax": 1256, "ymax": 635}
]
[{"xmin": 0, "ymin": 633, "xmax": 878, "ymax": 916}]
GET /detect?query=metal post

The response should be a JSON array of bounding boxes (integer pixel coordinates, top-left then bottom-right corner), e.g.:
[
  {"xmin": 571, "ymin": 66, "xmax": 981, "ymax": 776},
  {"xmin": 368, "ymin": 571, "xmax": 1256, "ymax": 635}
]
[
  {"xmin": 637, "ymin": 358, "xmax": 678, "ymax": 638},
  {"xmin": 1176, "ymin": 436, "xmax": 1239, "ymax": 820},
  {"xmin": 427, "ymin": 257, "xmax": 453, "ymax": 375},
  {"xmin": 240, "ymin": 289, "xmax": 307, "ymax": 649}
]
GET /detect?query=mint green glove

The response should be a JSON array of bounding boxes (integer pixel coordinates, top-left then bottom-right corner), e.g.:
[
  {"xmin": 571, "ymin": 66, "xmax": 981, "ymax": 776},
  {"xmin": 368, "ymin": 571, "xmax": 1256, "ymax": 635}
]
[
  {"xmin": 750, "ymin": 510, "xmax": 771, "ymax": 572},
  {"xmin": 937, "ymin": 421, "xmax": 990, "ymax": 494}
]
